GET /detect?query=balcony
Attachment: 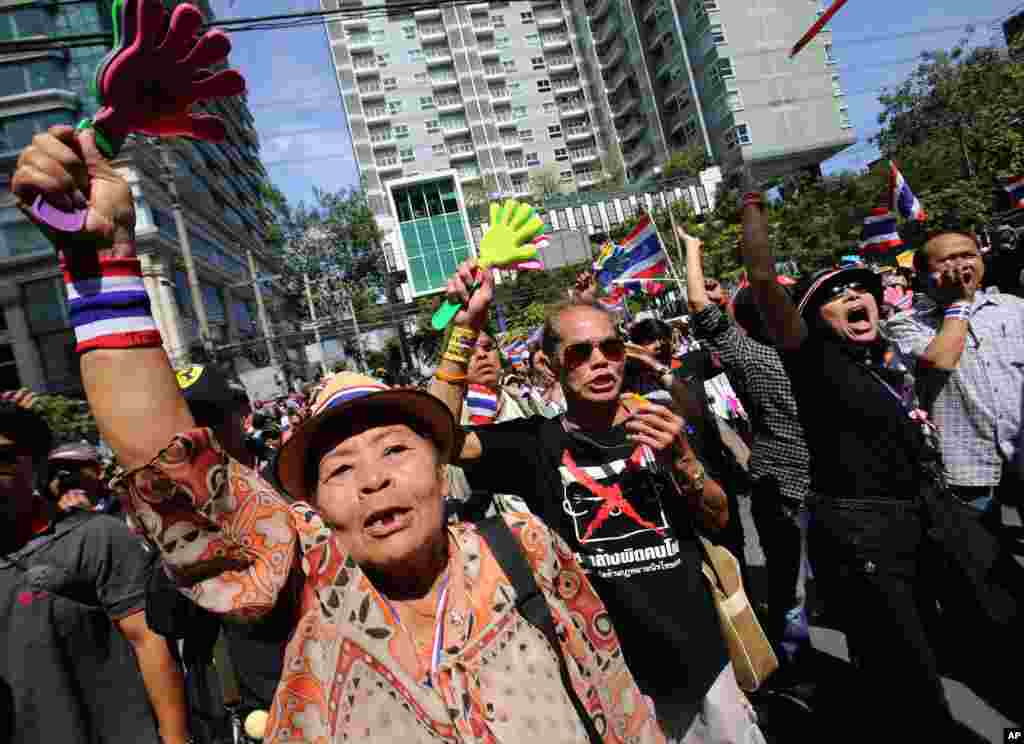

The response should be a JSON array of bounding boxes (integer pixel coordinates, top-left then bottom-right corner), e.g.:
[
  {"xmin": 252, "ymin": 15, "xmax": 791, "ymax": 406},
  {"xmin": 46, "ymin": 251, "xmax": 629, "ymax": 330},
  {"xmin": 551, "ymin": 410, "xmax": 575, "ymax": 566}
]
[
  {"xmin": 564, "ymin": 124, "xmax": 593, "ymax": 142},
  {"xmin": 666, "ymin": 83, "xmax": 689, "ymax": 108},
  {"xmin": 419, "ymin": 24, "xmax": 447, "ymax": 41},
  {"xmin": 347, "ymin": 36, "xmax": 374, "ymax": 52},
  {"xmin": 576, "ymin": 171, "xmax": 599, "ymax": 187},
  {"xmin": 369, "ymin": 131, "xmax": 394, "ymax": 147},
  {"xmin": 352, "ymin": 55, "xmax": 377, "ymax": 72},
  {"xmin": 447, "ymin": 142, "xmax": 477, "ymax": 160},
  {"xmin": 501, "ymin": 137, "xmax": 523, "ymax": 149},
  {"xmin": 495, "ymin": 113, "xmax": 517, "ymax": 127},
  {"xmin": 620, "ymin": 117, "xmax": 645, "ymax": 142},
  {"xmin": 509, "ymin": 178, "xmax": 529, "ymax": 195},
  {"xmin": 342, "ymin": 16, "xmax": 368, "ymax": 29},
  {"xmin": 586, "ymin": 0, "xmax": 610, "ymax": 21},
  {"xmin": 484, "ymin": 65, "xmax": 506, "ymax": 80},
  {"xmin": 551, "ymin": 76, "xmax": 582, "ymax": 94},
  {"xmin": 363, "ymin": 106, "xmax": 389, "ymax": 123},
  {"xmin": 546, "ymin": 55, "xmax": 575, "ymax": 73},
  {"xmin": 599, "ymin": 41, "xmax": 625, "ymax": 70},
  {"xmin": 441, "ymin": 121, "xmax": 471, "ymax": 137},
  {"xmin": 425, "ymin": 50, "xmax": 454, "ymax": 66},
  {"xmin": 670, "ymin": 109, "xmax": 688, "ymax": 136},
  {"xmin": 430, "ymin": 73, "xmax": 459, "ymax": 90},
  {"xmin": 358, "ymin": 82, "xmax": 385, "ymax": 99},
  {"xmin": 506, "ymin": 158, "xmax": 528, "ymax": 172},
  {"xmin": 641, "ymin": 0, "xmax": 660, "ymax": 24},
  {"xmin": 558, "ymin": 97, "xmax": 587, "ymax": 117},
  {"xmin": 648, "ymin": 26, "xmax": 672, "ymax": 53},
  {"xmin": 414, "ymin": 8, "xmax": 441, "ymax": 19},
  {"xmin": 471, "ymin": 17, "xmax": 494, "ymax": 35},
  {"xmin": 624, "ymin": 142, "xmax": 652, "ymax": 169},
  {"xmin": 536, "ymin": 11, "xmax": 565, "ymax": 28},
  {"xmin": 570, "ymin": 147, "xmax": 598, "ymax": 163},
  {"xmin": 611, "ymin": 91, "xmax": 638, "ymax": 119},
  {"xmin": 458, "ymin": 169, "xmax": 482, "ymax": 183},
  {"xmin": 376, "ymin": 154, "xmax": 402, "ymax": 172},
  {"xmin": 490, "ymin": 88, "xmax": 512, "ymax": 100},
  {"xmin": 541, "ymin": 33, "xmax": 570, "ymax": 50},
  {"xmin": 434, "ymin": 93, "xmax": 464, "ymax": 112}
]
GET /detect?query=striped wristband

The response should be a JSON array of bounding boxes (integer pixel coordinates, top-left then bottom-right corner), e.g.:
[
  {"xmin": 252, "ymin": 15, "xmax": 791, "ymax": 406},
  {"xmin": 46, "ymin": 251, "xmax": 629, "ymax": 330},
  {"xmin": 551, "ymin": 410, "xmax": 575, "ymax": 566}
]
[
  {"xmin": 63, "ymin": 254, "xmax": 162, "ymax": 352},
  {"xmin": 943, "ymin": 302, "xmax": 971, "ymax": 322}
]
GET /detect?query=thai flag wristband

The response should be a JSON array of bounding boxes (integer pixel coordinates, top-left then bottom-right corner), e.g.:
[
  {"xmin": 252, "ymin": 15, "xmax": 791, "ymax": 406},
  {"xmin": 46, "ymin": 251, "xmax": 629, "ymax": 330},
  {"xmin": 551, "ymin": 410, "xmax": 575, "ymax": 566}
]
[
  {"xmin": 63, "ymin": 253, "xmax": 163, "ymax": 353},
  {"xmin": 943, "ymin": 301, "xmax": 971, "ymax": 322}
]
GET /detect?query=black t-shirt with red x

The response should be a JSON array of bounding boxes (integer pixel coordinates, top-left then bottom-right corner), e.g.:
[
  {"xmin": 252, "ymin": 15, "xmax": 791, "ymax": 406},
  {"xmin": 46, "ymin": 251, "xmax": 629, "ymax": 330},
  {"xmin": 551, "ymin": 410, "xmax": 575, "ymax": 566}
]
[{"xmin": 465, "ymin": 415, "xmax": 727, "ymax": 737}]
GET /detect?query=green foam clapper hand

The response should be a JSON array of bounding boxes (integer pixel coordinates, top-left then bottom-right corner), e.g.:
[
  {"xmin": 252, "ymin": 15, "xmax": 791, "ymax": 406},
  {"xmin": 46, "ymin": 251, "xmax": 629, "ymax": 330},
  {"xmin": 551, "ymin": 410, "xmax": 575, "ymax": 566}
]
[{"xmin": 432, "ymin": 199, "xmax": 545, "ymax": 331}]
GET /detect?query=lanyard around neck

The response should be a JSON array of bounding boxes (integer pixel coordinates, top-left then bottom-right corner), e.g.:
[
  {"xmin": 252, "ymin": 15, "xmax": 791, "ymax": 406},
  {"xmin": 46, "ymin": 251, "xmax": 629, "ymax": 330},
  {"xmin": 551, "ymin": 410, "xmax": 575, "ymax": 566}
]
[{"xmin": 382, "ymin": 572, "xmax": 450, "ymax": 682}]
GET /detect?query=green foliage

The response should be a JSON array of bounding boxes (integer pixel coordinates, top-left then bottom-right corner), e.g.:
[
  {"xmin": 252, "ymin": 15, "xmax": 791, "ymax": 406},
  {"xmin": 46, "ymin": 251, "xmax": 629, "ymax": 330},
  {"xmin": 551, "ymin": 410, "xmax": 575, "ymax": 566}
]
[
  {"xmin": 663, "ymin": 143, "xmax": 710, "ymax": 181},
  {"xmin": 529, "ymin": 165, "xmax": 565, "ymax": 201},
  {"xmin": 33, "ymin": 395, "xmax": 98, "ymax": 446}
]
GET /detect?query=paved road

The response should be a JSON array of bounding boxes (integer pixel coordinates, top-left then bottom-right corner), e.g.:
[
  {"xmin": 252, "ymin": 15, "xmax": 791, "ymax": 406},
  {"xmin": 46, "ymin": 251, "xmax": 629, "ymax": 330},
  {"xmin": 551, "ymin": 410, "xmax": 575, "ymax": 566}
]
[{"xmin": 737, "ymin": 494, "xmax": 1017, "ymax": 743}]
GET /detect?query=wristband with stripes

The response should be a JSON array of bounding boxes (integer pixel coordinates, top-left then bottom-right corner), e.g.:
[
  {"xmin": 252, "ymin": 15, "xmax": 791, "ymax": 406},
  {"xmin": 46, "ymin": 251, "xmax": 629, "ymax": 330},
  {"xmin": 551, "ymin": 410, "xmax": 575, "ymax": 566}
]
[
  {"xmin": 943, "ymin": 302, "xmax": 971, "ymax": 322},
  {"xmin": 63, "ymin": 254, "xmax": 162, "ymax": 352}
]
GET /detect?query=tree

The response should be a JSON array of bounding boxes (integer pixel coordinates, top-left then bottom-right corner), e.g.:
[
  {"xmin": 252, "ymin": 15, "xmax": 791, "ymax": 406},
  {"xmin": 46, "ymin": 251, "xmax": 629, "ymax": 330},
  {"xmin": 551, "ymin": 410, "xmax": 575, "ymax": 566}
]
[
  {"xmin": 33, "ymin": 395, "xmax": 99, "ymax": 446},
  {"xmin": 598, "ymin": 143, "xmax": 626, "ymax": 190},
  {"xmin": 529, "ymin": 165, "xmax": 565, "ymax": 202},
  {"xmin": 462, "ymin": 174, "xmax": 499, "ymax": 211},
  {"xmin": 663, "ymin": 142, "xmax": 710, "ymax": 181}
]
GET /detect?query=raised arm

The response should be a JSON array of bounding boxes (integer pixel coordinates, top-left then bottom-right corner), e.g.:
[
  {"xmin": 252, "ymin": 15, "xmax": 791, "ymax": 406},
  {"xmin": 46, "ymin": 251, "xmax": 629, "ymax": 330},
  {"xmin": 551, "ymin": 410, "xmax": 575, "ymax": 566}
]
[
  {"xmin": 13, "ymin": 126, "xmax": 193, "ymax": 469},
  {"xmin": 680, "ymin": 227, "xmax": 711, "ymax": 313},
  {"xmin": 427, "ymin": 259, "xmax": 494, "ymax": 464},
  {"xmin": 738, "ymin": 189, "xmax": 807, "ymax": 350}
]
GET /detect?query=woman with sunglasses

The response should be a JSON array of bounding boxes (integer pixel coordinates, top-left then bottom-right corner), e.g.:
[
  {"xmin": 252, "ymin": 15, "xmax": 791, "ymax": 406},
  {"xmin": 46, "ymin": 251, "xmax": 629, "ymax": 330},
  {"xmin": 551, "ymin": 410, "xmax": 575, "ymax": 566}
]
[{"xmin": 736, "ymin": 191, "xmax": 988, "ymax": 742}]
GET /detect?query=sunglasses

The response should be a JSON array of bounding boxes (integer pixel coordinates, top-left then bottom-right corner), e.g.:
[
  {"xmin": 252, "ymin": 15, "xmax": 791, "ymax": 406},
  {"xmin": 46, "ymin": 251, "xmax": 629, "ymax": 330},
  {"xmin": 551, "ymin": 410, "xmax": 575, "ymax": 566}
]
[
  {"xmin": 562, "ymin": 337, "xmax": 626, "ymax": 369},
  {"xmin": 823, "ymin": 281, "xmax": 869, "ymax": 302}
]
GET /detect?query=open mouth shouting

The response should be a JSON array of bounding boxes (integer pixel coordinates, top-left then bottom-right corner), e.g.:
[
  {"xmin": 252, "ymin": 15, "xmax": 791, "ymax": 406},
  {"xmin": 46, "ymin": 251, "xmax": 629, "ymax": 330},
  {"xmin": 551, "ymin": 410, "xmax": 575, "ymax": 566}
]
[{"xmin": 842, "ymin": 301, "xmax": 876, "ymax": 339}]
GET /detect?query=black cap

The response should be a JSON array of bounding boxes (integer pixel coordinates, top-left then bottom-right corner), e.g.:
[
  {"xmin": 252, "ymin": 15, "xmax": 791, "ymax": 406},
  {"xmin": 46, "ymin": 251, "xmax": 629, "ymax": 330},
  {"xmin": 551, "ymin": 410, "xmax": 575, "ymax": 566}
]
[
  {"xmin": 175, "ymin": 365, "xmax": 249, "ymax": 426},
  {"xmin": 793, "ymin": 266, "xmax": 882, "ymax": 323}
]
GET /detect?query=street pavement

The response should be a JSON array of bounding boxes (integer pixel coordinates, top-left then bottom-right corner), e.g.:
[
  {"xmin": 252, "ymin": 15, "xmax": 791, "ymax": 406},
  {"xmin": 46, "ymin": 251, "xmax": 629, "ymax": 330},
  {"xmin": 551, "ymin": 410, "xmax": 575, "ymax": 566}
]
[{"xmin": 737, "ymin": 494, "xmax": 1017, "ymax": 743}]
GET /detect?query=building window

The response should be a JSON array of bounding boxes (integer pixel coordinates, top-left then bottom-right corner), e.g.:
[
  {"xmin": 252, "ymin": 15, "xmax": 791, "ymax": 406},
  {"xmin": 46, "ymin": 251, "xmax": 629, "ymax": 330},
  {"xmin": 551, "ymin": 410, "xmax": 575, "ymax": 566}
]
[
  {"xmin": 383, "ymin": 77, "xmax": 398, "ymax": 90},
  {"xmin": 710, "ymin": 23, "xmax": 726, "ymax": 44},
  {"xmin": 519, "ymin": 128, "xmax": 533, "ymax": 142},
  {"xmin": 376, "ymin": 53, "xmax": 391, "ymax": 67},
  {"xmin": 525, "ymin": 33, "xmax": 539, "ymax": 47},
  {"xmin": 414, "ymin": 72, "xmax": 428, "ymax": 83},
  {"xmin": 407, "ymin": 49, "xmax": 423, "ymax": 62},
  {"xmin": 426, "ymin": 119, "xmax": 440, "ymax": 133},
  {"xmin": 503, "ymin": 59, "xmax": 516, "ymax": 71},
  {"xmin": 371, "ymin": 29, "xmax": 385, "ymax": 42},
  {"xmin": 521, "ymin": 11, "xmax": 534, "ymax": 23},
  {"xmin": 509, "ymin": 81, "xmax": 522, "ymax": 92},
  {"xmin": 420, "ymin": 96, "xmax": 435, "ymax": 110},
  {"xmin": 513, "ymin": 105, "xmax": 529, "ymax": 120},
  {"xmin": 704, "ymin": 0, "xmax": 719, "ymax": 9},
  {"xmin": 496, "ymin": 33, "xmax": 512, "ymax": 49},
  {"xmin": 531, "ymin": 56, "xmax": 545, "ymax": 70},
  {"xmin": 402, "ymin": 24, "xmax": 416, "ymax": 39},
  {"xmin": 735, "ymin": 122, "xmax": 751, "ymax": 144},
  {"xmin": 621, "ymin": 200, "xmax": 636, "ymax": 219},
  {"xmin": 560, "ymin": 169, "xmax": 574, "ymax": 182},
  {"xmin": 839, "ymin": 106, "xmax": 852, "ymax": 128},
  {"xmin": 717, "ymin": 57, "xmax": 734, "ymax": 78},
  {"xmin": 543, "ymin": 101, "xmax": 556, "ymax": 114},
  {"xmin": 492, "ymin": 15, "xmax": 505, "ymax": 28},
  {"xmin": 825, "ymin": 42, "xmax": 836, "ymax": 64},
  {"xmin": 589, "ymin": 204, "xmax": 604, "ymax": 228},
  {"xmin": 554, "ymin": 147, "xmax": 568, "ymax": 161},
  {"xmin": 394, "ymin": 124, "xmax": 410, "ymax": 138},
  {"xmin": 831, "ymin": 73, "xmax": 843, "ymax": 96},
  {"xmin": 432, "ymin": 143, "xmax": 447, "ymax": 155},
  {"xmin": 0, "ymin": 207, "xmax": 51, "ymax": 257},
  {"xmin": 400, "ymin": 146, "xmax": 415, "ymax": 162},
  {"xmin": 525, "ymin": 151, "xmax": 540, "ymax": 166},
  {"xmin": 388, "ymin": 100, "xmax": 403, "ymax": 114},
  {"xmin": 727, "ymin": 90, "xmax": 743, "ymax": 111},
  {"xmin": 548, "ymin": 124, "xmax": 562, "ymax": 138},
  {"xmin": 537, "ymin": 79, "xmax": 551, "ymax": 93}
]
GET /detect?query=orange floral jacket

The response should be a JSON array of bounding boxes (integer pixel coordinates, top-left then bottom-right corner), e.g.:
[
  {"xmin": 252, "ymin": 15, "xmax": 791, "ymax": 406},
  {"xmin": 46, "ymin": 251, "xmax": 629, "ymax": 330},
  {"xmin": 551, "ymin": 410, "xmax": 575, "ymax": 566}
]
[{"xmin": 119, "ymin": 428, "xmax": 666, "ymax": 744}]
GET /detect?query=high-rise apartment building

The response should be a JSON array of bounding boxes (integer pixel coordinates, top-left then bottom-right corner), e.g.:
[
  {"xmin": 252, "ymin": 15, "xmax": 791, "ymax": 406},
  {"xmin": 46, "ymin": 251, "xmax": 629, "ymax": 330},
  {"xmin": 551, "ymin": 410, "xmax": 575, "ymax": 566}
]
[
  {"xmin": 0, "ymin": 0, "xmax": 304, "ymax": 394},
  {"xmin": 578, "ymin": 0, "xmax": 855, "ymax": 180},
  {"xmin": 324, "ymin": 0, "xmax": 609, "ymax": 219}
]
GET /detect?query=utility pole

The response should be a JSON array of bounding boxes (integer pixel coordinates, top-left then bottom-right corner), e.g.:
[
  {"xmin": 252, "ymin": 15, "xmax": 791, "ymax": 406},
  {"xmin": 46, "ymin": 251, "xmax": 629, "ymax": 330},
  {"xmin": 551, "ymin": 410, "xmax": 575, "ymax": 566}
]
[
  {"xmin": 957, "ymin": 118, "xmax": 976, "ymax": 179},
  {"xmin": 303, "ymin": 273, "xmax": 329, "ymax": 377},
  {"xmin": 245, "ymin": 248, "xmax": 283, "ymax": 384},
  {"xmin": 159, "ymin": 144, "xmax": 213, "ymax": 358},
  {"xmin": 347, "ymin": 289, "xmax": 366, "ymax": 373},
  {"xmin": 376, "ymin": 237, "xmax": 412, "ymax": 372}
]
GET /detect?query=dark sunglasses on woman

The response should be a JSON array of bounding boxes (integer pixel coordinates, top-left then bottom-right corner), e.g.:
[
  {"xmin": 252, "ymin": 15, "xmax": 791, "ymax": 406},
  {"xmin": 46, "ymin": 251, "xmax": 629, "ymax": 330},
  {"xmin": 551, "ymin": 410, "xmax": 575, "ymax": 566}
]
[{"xmin": 563, "ymin": 337, "xmax": 627, "ymax": 369}]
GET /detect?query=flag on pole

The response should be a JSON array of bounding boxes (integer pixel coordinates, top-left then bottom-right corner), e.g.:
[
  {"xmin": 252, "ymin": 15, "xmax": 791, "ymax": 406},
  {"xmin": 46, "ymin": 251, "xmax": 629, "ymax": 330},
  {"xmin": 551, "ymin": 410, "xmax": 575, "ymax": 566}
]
[
  {"xmin": 598, "ymin": 290, "xmax": 627, "ymax": 313},
  {"xmin": 790, "ymin": 0, "xmax": 850, "ymax": 57},
  {"xmin": 859, "ymin": 208, "xmax": 903, "ymax": 254},
  {"xmin": 613, "ymin": 215, "xmax": 669, "ymax": 283},
  {"xmin": 502, "ymin": 338, "xmax": 529, "ymax": 365},
  {"xmin": 494, "ymin": 303, "xmax": 507, "ymax": 334},
  {"xmin": 890, "ymin": 162, "xmax": 926, "ymax": 222},
  {"xmin": 1004, "ymin": 176, "xmax": 1024, "ymax": 209}
]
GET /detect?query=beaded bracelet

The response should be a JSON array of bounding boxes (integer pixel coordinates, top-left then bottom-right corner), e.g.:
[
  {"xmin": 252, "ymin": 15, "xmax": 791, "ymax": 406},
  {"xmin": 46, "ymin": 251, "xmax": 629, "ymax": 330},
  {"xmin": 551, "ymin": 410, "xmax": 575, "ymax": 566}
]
[
  {"xmin": 442, "ymin": 325, "xmax": 478, "ymax": 365},
  {"xmin": 63, "ymin": 253, "xmax": 162, "ymax": 353}
]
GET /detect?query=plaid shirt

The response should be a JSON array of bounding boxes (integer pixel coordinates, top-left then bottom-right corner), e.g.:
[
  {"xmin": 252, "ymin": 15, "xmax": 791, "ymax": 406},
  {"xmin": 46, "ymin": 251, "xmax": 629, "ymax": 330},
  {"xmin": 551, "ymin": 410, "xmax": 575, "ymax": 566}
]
[
  {"xmin": 691, "ymin": 305, "xmax": 811, "ymax": 504},
  {"xmin": 884, "ymin": 287, "xmax": 1024, "ymax": 487}
]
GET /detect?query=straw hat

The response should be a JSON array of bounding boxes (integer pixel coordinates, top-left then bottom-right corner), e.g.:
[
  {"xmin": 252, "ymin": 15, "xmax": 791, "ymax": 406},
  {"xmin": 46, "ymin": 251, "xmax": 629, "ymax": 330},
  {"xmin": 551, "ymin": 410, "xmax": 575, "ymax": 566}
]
[{"xmin": 275, "ymin": 372, "xmax": 455, "ymax": 502}]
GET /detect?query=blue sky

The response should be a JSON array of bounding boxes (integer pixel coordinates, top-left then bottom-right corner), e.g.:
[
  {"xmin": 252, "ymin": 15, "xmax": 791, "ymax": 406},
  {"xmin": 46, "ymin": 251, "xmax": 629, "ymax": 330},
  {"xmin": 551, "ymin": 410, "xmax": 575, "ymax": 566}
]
[{"xmin": 210, "ymin": 0, "xmax": 1021, "ymax": 206}]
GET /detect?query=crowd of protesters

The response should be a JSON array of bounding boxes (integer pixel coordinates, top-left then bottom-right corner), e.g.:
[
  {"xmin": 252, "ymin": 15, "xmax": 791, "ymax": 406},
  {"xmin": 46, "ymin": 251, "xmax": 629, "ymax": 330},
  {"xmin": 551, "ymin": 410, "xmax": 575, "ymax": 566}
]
[{"xmin": 1, "ymin": 125, "xmax": 1023, "ymax": 744}]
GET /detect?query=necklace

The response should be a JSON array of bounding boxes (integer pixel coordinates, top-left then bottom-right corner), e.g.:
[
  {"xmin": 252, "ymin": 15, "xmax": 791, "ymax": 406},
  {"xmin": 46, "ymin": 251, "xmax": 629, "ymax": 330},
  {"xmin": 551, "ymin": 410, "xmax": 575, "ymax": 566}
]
[{"xmin": 381, "ymin": 568, "xmax": 451, "ymax": 685}]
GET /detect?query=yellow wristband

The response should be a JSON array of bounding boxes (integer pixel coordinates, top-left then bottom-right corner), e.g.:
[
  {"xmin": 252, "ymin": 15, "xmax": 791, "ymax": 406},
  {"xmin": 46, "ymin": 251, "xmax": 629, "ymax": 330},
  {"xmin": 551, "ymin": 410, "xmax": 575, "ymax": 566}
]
[
  {"xmin": 444, "ymin": 326, "xmax": 478, "ymax": 364},
  {"xmin": 434, "ymin": 368, "xmax": 467, "ymax": 384}
]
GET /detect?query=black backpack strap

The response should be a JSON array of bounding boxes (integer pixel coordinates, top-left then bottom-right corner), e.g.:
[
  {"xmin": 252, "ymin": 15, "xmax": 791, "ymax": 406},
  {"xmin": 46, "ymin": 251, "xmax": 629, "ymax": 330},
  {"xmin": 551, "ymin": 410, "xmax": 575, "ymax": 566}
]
[{"xmin": 475, "ymin": 516, "xmax": 604, "ymax": 744}]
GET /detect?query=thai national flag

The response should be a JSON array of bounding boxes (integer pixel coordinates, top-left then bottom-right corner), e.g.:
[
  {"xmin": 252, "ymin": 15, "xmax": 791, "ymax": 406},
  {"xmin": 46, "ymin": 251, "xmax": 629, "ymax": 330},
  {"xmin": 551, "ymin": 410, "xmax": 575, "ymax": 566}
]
[
  {"xmin": 615, "ymin": 215, "xmax": 669, "ymax": 283},
  {"xmin": 1004, "ymin": 176, "xmax": 1024, "ymax": 209},
  {"xmin": 890, "ymin": 162, "xmax": 926, "ymax": 222},
  {"xmin": 598, "ymin": 290, "xmax": 626, "ymax": 313},
  {"xmin": 502, "ymin": 339, "xmax": 529, "ymax": 365},
  {"xmin": 859, "ymin": 208, "xmax": 903, "ymax": 254}
]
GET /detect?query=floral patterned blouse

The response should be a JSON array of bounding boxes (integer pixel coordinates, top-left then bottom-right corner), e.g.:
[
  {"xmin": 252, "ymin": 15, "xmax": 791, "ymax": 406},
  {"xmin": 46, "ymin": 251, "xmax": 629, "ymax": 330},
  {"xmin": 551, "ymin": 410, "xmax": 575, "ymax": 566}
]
[{"xmin": 119, "ymin": 428, "xmax": 666, "ymax": 744}]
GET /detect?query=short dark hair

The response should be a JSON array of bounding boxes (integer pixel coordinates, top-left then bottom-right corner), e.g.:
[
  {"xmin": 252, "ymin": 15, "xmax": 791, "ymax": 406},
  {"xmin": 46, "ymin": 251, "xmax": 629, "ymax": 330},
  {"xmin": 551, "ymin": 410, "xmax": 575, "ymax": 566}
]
[
  {"xmin": 914, "ymin": 231, "xmax": 981, "ymax": 274},
  {"xmin": 629, "ymin": 319, "xmax": 671, "ymax": 345},
  {"xmin": 541, "ymin": 300, "xmax": 617, "ymax": 360}
]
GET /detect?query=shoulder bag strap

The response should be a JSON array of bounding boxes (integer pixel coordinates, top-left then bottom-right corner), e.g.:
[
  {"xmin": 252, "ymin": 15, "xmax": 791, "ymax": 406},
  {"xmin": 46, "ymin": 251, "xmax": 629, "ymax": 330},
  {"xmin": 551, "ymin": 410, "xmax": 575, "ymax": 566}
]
[{"xmin": 475, "ymin": 516, "xmax": 604, "ymax": 744}]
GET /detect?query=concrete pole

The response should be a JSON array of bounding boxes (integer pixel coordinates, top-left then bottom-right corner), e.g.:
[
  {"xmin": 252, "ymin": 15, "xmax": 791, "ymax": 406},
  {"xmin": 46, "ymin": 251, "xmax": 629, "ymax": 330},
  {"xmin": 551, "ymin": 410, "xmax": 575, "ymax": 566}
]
[
  {"xmin": 245, "ymin": 248, "xmax": 281, "ymax": 379},
  {"xmin": 159, "ymin": 144, "xmax": 212, "ymax": 357},
  {"xmin": 347, "ymin": 290, "xmax": 366, "ymax": 373},
  {"xmin": 303, "ymin": 273, "xmax": 329, "ymax": 377}
]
